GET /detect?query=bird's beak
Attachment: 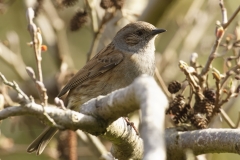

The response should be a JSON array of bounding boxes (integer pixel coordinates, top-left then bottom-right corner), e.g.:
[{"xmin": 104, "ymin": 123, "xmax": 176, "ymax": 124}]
[{"xmin": 151, "ymin": 29, "xmax": 166, "ymax": 35}]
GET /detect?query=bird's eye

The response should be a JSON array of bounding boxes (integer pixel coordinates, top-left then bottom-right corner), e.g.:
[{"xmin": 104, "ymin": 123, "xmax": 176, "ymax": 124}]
[{"xmin": 136, "ymin": 30, "xmax": 143, "ymax": 36}]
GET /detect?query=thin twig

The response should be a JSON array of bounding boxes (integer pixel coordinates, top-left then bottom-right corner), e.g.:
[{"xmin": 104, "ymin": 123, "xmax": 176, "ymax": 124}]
[
  {"xmin": 218, "ymin": 91, "xmax": 233, "ymax": 108},
  {"xmin": 84, "ymin": 132, "xmax": 110, "ymax": 158},
  {"xmin": 0, "ymin": 73, "xmax": 29, "ymax": 102},
  {"xmin": 198, "ymin": 0, "xmax": 239, "ymax": 84},
  {"xmin": 200, "ymin": 24, "xmax": 224, "ymax": 84},
  {"xmin": 155, "ymin": 67, "xmax": 171, "ymax": 99},
  {"xmin": 187, "ymin": 87, "xmax": 194, "ymax": 104},
  {"xmin": 26, "ymin": 8, "xmax": 43, "ymax": 82},
  {"xmin": 179, "ymin": 61, "xmax": 204, "ymax": 99},
  {"xmin": 213, "ymin": 72, "xmax": 221, "ymax": 111},
  {"xmin": 26, "ymin": 8, "xmax": 48, "ymax": 106},
  {"xmin": 219, "ymin": 108, "xmax": 240, "ymax": 128},
  {"xmin": 220, "ymin": 65, "xmax": 240, "ymax": 88},
  {"xmin": 86, "ymin": 10, "xmax": 115, "ymax": 61},
  {"xmin": 219, "ymin": 0, "xmax": 228, "ymax": 25},
  {"xmin": 222, "ymin": 5, "xmax": 240, "ymax": 29},
  {"xmin": 36, "ymin": 81, "xmax": 48, "ymax": 106},
  {"xmin": 26, "ymin": 67, "xmax": 48, "ymax": 106}
]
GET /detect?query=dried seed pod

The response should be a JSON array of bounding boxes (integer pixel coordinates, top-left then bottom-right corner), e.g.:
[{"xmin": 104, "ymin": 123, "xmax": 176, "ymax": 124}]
[
  {"xmin": 112, "ymin": 0, "xmax": 124, "ymax": 9},
  {"xmin": 189, "ymin": 113, "xmax": 208, "ymax": 129},
  {"xmin": 62, "ymin": 0, "xmax": 78, "ymax": 7},
  {"xmin": 168, "ymin": 81, "xmax": 182, "ymax": 94},
  {"xmin": 167, "ymin": 95, "xmax": 191, "ymax": 125},
  {"xmin": 235, "ymin": 85, "xmax": 240, "ymax": 93},
  {"xmin": 194, "ymin": 97, "xmax": 215, "ymax": 118},
  {"xmin": 100, "ymin": 0, "xmax": 114, "ymax": 9},
  {"xmin": 203, "ymin": 89, "xmax": 216, "ymax": 104},
  {"xmin": 167, "ymin": 95, "xmax": 185, "ymax": 115},
  {"xmin": 34, "ymin": 0, "xmax": 44, "ymax": 16},
  {"xmin": 100, "ymin": 0, "xmax": 124, "ymax": 10},
  {"xmin": 172, "ymin": 104, "xmax": 191, "ymax": 124},
  {"xmin": 235, "ymin": 75, "xmax": 240, "ymax": 80},
  {"xmin": 70, "ymin": 10, "xmax": 88, "ymax": 31}
]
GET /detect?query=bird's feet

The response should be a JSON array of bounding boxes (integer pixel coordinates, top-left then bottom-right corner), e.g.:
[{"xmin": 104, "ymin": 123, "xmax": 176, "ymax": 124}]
[{"xmin": 124, "ymin": 117, "xmax": 139, "ymax": 135}]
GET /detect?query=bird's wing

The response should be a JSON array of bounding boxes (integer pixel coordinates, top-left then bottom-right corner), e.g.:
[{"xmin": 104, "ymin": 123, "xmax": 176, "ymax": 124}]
[{"xmin": 57, "ymin": 44, "xmax": 124, "ymax": 97}]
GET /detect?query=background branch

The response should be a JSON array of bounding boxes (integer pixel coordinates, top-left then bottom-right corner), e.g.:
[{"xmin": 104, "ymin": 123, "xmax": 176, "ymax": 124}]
[{"xmin": 0, "ymin": 42, "xmax": 28, "ymax": 81}]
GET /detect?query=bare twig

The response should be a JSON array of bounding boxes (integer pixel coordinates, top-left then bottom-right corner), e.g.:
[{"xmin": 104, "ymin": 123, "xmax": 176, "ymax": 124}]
[
  {"xmin": 76, "ymin": 130, "xmax": 113, "ymax": 159},
  {"xmin": 199, "ymin": 2, "xmax": 240, "ymax": 85},
  {"xmin": 179, "ymin": 61, "xmax": 204, "ymax": 99},
  {"xmin": 220, "ymin": 65, "xmax": 240, "ymax": 88},
  {"xmin": 26, "ymin": 8, "xmax": 49, "ymax": 106},
  {"xmin": 85, "ymin": 136, "xmax": 107, "ymax": 158},
  {"xmin": 0, "ymin": 73, "xmax": 29, "ymax": 102},
  {"xmin": 212, "ymin": 69, "xmax": 221, "ymax": 109},
  {"xmin": 200, "ymin": 22, "xmax": 224, "ymax": 84},
  {"xmin": 26, "ymin": 67, "xmax": 48, "ymax": 106},
  {"xmin": 222, "ymin": 5, "xmax": 240, "ymax": 29},
  {"xmin": 155, "ymin": 67, "xmax": 171, "ymax": 99},
  {"xmin": 219, "ymin": 0, "xmax": 228, "ymax": 25},
  {"xmin": 35, "ymin": 81, "xmax": 48, "ymax": 106},
  {"xmin": 86, "ymin": 6, "xmax": 115, "ymax": 61},
  {"xmin": 26, "ymin": 8, "xmax": 43, "ymax": 82},
  {"xmin": 219, "ymin": 108, "xmax": 240, "ymax": 128}
]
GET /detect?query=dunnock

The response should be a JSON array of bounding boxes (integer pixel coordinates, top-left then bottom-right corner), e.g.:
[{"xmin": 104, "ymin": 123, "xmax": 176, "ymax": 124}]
[{"xmin": 27, "ymin": 21, "xmax": 166, "ymax": 155}]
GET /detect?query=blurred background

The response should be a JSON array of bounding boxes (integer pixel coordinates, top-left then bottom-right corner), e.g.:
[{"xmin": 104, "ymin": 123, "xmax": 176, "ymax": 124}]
[{"xmin": 0, "ymin": 0, "xmax": 239, "ymax": 159}]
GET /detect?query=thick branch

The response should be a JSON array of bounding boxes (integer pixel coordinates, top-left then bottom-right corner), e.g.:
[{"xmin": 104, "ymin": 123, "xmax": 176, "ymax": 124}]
[
  {"xmin": 166, "ymin": 128, "xmax": 240, "ymax": 160},
  {"xmin": 0, "ymin": 103, "xmax": 102, "ymax": 132},
  {"xmin": 0, "ymin": 75, "xmax": 168, "ymax": 160},
  {"xmin": 80, "ymin": 75, "xmax": 168, "ymax": 159}
]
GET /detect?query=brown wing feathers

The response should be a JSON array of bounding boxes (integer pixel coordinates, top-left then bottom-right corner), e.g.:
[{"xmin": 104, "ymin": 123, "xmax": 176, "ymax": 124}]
[{"xmin": 57, "ymin": 45, "xmax": 124, "ymax": 98}]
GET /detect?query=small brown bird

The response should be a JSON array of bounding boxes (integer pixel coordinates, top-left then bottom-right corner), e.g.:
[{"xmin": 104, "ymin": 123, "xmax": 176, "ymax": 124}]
[{"xmin": 27, "ymin": 21, "xmax": 166, "ymax": 155}]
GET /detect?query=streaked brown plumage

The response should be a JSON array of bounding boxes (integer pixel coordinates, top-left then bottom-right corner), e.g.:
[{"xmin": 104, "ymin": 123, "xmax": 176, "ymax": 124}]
[{"xmin": 27, "ymin": 21, "xmax": 166, "ymax": 155}]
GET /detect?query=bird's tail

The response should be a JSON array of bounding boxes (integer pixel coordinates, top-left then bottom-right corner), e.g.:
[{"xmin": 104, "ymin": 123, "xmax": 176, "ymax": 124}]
[{"xmin": 27, "ymin": 127, "xmax": 58, "ymax": 155}]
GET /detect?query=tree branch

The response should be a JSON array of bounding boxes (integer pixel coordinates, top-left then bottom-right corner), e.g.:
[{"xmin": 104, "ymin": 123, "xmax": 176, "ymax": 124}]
[
  {"xmin": 0, "ymin": 75, "xmax": 168, "ymax": 160},
  {"xmin": 166, "ymin": 128, "xmax": 240, "ymax": 160}
]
